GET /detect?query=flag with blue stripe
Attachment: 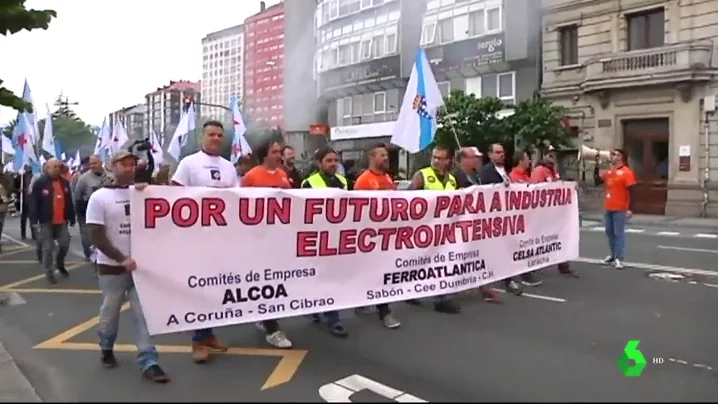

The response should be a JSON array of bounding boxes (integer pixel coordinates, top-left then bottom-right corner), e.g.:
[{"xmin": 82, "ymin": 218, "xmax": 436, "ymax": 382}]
[{"xmin": 390, "ymin": 48, "xmax": 444, "ymax": 154}]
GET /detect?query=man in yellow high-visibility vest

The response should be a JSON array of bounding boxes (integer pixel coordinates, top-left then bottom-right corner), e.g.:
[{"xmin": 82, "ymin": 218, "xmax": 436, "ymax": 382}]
[
  {"xmin": 301, "ymin": 146, "xmax": 349, "ymax": 338},
  {"xmin": 406, "ymin": 145, "xmax": 461, "ymax": 314}
]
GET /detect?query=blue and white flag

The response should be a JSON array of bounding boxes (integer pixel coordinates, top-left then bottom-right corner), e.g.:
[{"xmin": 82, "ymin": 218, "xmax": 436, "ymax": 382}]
[
  {"xmin": 229, "ymin": 95, "xmax": 251, "ymax": 163},
  {"xmin": 22, "ymin": 79, "xmax": 41, "ymax": 146},
  {"xmin": 390, "ymin": 48, "xmax": 444, "ymax": 154}
]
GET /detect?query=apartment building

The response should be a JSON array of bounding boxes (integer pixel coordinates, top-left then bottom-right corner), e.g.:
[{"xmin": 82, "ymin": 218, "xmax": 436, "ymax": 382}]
[
  {"xmin": 315, "ymin": 0, "xmax": 426, "ymax": 171},
  {"xmin": 244, "ymin": 1, "xmax": 285, "ymax": 126},
  {"xmin": 109, "ymin": 104, "xmax": 146, "ymax": 141},
  {"xmin": 201, "ymin": 24, "xmax": 245, "ymax": 120},
  {"xmin": 144, "ymin": 80, "xmax": 201, "ymax": 144},
  {"xmin": 541, "ymin": 0, "xmax": 718, "ymax": 217}
]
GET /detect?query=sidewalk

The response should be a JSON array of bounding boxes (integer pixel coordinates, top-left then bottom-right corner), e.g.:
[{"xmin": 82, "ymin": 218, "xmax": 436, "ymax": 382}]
[
  {"xmin": 580, "ymin": 212, "xmax": 718, "ymax": 229},
  {"xmin": 0, "ymin": 341, "xmax": 41, "ymax": 402}
]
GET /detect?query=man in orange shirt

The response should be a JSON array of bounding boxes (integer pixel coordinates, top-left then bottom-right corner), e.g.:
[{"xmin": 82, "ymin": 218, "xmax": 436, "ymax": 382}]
[
  {"xmin": 593, "ymin": 148, "xmax": 636, "ymax": 269},
  {"xmin": 29, "ymin": 158, "xmax": 76, "ymax": 284},
  {"xmin": 242, "ymin": 140, "xmax": 293, "ymax": 349},
  {"xmin": 352, "ymin": 143, "xmax": 402, "ymax": 328}
]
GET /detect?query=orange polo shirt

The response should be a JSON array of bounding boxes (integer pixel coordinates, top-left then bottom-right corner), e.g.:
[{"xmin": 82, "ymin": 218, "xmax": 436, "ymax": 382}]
[
  {"xmin": 602, "ymin": 165, "xmax": 636, "ymax": 211},
  {"xmin": 51, "ymin": 179, "xmax": 66, "ymax": 224},
  {"xmin": 353, "ymin": 169, "xmax": 395, "ymax": 190},
  {"xmin": 509, "ymin": 167, "xmax": 530, "ymax": 183}
]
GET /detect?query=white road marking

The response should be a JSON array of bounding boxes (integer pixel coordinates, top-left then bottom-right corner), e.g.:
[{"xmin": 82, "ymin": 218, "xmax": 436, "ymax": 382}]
[
  {"xmin": 492, "ymin": 288, "xmax": 566, "ymax": 303},
  {"xmin": 656, "ymin": 231, "xmax": 680, "ymax": 236},
  {"xmin": 667, "ymin": 358, "xmax": 713, "ymax": 371},
  {"xmin": 319, "ymin": 374, "xmax": 427, "ymax": 403},
  {"xmin": 587, "ymin": 227, "xmax": 605, "ymax": 232},
  {"xmin": 0, "ymin": 234, "xmax": 29, "ymax": 248},
  {"xmin": 575, "ymin": 257, "xmax": 718, "ymax": 277},
  {"xmin": 657, "ymin": 245, "xmax": 718, "ymax": 254},
  {"xmin": 625, "ymin": 228, "xmax": 645, "ymax": 233},
  {"xmin": 694, "ymin": 233, "xmax": 718, "ymax": 239}
]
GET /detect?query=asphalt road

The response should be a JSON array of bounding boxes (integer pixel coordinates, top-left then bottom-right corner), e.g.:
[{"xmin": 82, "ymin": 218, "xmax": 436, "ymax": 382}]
[{"xmin": 1, "ymin": 218, "xmax": 718, "ymax": 402}]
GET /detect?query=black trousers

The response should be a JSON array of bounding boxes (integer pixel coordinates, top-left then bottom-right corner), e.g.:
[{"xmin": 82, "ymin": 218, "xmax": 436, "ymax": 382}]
[{"xmin": 19, "ymin": 203, "xmax": 36, "ymax": 240}]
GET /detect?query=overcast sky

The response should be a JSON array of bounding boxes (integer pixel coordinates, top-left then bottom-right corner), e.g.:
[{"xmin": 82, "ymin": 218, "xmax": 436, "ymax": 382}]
[{"xmin": 0, "ymin": 0, "xmax": 280, "ymax": 127}]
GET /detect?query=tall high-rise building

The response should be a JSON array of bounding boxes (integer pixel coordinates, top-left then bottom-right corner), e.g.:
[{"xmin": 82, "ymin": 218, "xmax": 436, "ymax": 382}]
[
  {"xmin": 201, "ymin": 24, "xmax": 245, "ymax": 120},
  {"xmin": 244, "ymin": 1, "xmax": 285, "ymax": 126},
  {"xmin": 144, "ymin": 80, "xmax": 201, "ymax": 144}
]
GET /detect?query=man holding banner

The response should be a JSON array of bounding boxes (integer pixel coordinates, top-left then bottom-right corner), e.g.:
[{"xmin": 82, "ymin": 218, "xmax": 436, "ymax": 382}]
[
  {"xmin": 404, "ymin": 145, "xmax": 461, "ymax": 314},
  {"xmin": 86, "ymin": 151, "xmax": 170, "ymax": 383},
  {"xmin": 351, "ymin": 143, "xmax": 402, "ymax": 328},
  {"xmin": 169, "ymin": 121, "xmax": 236, "ymax": 363},
  {"xmin": 301, "ymin": 146, "xmax": 350, "ymax": 337}
]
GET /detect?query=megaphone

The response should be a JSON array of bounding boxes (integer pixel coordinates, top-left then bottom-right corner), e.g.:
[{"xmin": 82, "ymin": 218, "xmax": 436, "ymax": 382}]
[{"xmin": 578, "ymin": 145, "xmax": 611, "ymax": 161}]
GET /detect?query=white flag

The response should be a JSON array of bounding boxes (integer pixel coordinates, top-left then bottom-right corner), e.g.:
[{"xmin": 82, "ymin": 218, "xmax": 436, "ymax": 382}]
[
  {"xmin": 111, "ymin": 120, "xmax": 129, "ymax": 154},
  {"xmin": 41, "ymin": 104, "xmax": 56, "ymax": 157},
  {"xmin": 150, "ymin": 128, "xmax": 164, "ymax": 169},
  {"xmin": 168, "ymin": 112, "xmax": 191, "ymax": 161}
]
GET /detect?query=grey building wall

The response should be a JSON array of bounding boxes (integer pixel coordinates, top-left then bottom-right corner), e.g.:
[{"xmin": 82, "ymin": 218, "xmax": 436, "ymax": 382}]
[{"xmin": 283, "ymin": 0, "xmax": 319, "ymax": 158}]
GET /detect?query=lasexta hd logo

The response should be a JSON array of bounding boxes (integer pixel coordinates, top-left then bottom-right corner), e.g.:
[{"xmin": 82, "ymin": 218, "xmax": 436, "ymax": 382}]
[{"xmin": 618, "ymin": 339, "xmax": 647, "ymax": 376}]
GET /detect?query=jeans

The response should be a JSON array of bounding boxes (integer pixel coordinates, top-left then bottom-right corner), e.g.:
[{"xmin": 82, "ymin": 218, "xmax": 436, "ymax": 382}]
[
  {"xmin": 39, "ymin": 223, "xmax": 70, "ymax": 271},
  {"xmin": 98, "ymin": 272, "xmax": 158, "ymax": 371},
  {"xmin": 77, "ymin": 216, "xmax": 92, "ymax": 258},
  {"xmin": 604, "ymin": 210, "xmax": 627, "ymax": 260},
  {"xmin": 192, "ymin": 328, "xmax": 215, "ymax": 343}
]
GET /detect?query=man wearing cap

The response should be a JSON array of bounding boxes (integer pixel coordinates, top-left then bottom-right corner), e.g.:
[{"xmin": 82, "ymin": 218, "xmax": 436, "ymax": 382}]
[
  {"xmin": 29, "ymin": 158, "xmax": 76, "ymax": 284},
  {"xmin": 454, "ymin": 147, "xmax": 501, "ymax": 303},
  {"xmin": 86, "ymin": 151, "xmax": 170, "ymax": 383}
]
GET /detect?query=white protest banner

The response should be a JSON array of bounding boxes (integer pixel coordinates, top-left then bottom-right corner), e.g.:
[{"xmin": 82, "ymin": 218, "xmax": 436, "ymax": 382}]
[{"xmin": 130, "ymin": 182, "xmax": 579, "ymax": 335}]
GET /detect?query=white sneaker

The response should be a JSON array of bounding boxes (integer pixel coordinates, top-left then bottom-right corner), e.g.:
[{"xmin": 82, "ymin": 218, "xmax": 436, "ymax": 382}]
[
  {"xmin": 255, "ymin": 322, "xmax": 266, "ymax": 332},
  {"xmin": 602, "ymin": 255, "xmax": 615, "ymax": 265},
  {"xmin": 614, "ymin": 259, "xmax": 624, "ymax": 269},
  {"xmin": 265, "ymin": 331, "xmax": 292, "ymax": 349}
]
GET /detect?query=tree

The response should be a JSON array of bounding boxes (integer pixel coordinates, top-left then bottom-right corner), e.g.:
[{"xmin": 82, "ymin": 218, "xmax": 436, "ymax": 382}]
[
  {"xmin": 434, "ymin": 91, "xmax": 514, "ymax": 154},
  {"xmin": 505, "ymin": 97, "xmax": 572, "ymax": 154},
  {"xmin": 37, "ymin": 113, "xmax": 96, "ymax": 157},
  {"xmin": 0, "ymin": 1, "xmax": 56, "ymax": 111},
  {"xmin": 434, "ymin": 91, "xmax": 571, "ymax": 158}
]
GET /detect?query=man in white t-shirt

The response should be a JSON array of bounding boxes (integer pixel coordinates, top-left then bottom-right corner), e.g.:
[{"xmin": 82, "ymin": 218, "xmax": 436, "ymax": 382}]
[
  {"xmin": 85, "ymin": 151, "xmax": 169, "ymax": 383},
  {"xmin": 169, "ymin": 120, "xmax": 237, "ymax": 363}
]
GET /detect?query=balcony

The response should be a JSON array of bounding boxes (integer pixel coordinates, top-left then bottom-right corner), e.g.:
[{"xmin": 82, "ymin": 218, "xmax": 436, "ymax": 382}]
[{"xmin": 582, "ymin": 40, "xmax": 714, "ymax": 93}]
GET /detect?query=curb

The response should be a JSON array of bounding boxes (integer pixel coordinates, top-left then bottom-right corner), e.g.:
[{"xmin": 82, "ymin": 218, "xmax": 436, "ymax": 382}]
[{"xmin": 0, "ymin": 341, "xmax": 42, "ymax": 402}]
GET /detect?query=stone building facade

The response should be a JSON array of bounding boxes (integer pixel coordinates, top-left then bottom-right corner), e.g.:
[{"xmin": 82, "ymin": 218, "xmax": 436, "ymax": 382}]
[{"xmin": 541, "ymin": 0, "xmax": 718, "ymax": 217}]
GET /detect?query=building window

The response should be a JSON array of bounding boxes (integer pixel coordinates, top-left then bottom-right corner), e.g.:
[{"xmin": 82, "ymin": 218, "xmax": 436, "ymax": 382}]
[
  {"xmin": 498, "ymin": 72, "xmax": 515, "ymax": 104},
  {"xmin": 360, "ymin": 0, "xmax": 372, "ymax": 9},
  {"xmin": 487, "ymin": 7, "xmax": 501, "ymax": 31},
  {"xmin": 371, "ymin": 35, "xmax": 383, "ymax": 57},
  {"xmin": 468, "ymin": 10, "xmax": 485, "ymax": 36},
  {"xmin": 340, "ymin": 96, "xmax": 352, "ymax": 118},
  {"xmin": 627, "ymin": 8, "xmax": 665, "ymax": 50},
  {"xmin": 360, "ymin": 39, "xmax": 372, "ymax": 59},
  {"xmin": 373, "ymin": 92, "xmax": 386, "ymax": 113},
  {"xmin": 437, "ymin": 81, "xmax": 450, "ymax": 98},
  {"xmin": 438, "ymin": 18, "xmax": 454, "ymax": 44},
  {"xmin": 421, "ymin": 22, "xmax": 436, "ymax": 46},
  {"xmin": 384, "ymin": 33, "xmax": 397, "ymax": 54},
  {"xmin": 559, "ymin": 25, "xmax": 578, "ymax": 66}
]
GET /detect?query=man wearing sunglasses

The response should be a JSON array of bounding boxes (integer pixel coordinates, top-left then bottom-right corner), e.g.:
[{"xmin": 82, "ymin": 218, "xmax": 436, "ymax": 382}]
[{"xmin": 593, "ymin": 148, "xmax": 636, "ymax": 269}]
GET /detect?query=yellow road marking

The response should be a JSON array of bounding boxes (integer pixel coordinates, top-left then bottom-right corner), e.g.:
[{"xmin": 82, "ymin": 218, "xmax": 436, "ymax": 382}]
[
  {"xmin": 0, "ymin": 262, "xmax": 89, "ymax": 290},
  {"xmin": 0, "ymin": 246, "xmax": 33, "ymax": 257},
  {"xmin": 34, "ymin": 302, "xmax": 307, "ymax": 390},
  {"xmin": 7, "ymin": 288, "xmax": 101, "ymax": 294}
]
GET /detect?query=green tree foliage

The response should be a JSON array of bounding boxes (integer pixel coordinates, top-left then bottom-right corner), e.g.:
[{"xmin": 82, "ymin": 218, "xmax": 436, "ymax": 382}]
[
  {"xmin": 434, "ymin": 91, "xmax": 571, "ymax": 158},
  {"xmin": 0, "ymin": 1, "xmax": 56, "ymax": 111},
  {"xmin": 3, "ymin": 107, "xmax": 96, "ymax": 157}
]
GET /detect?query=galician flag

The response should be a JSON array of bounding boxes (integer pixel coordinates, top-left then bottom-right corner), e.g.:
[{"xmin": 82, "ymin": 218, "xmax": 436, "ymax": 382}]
[{"xmin": 390, "ymin": 48, "xmax": 444, "ymax": 153}]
